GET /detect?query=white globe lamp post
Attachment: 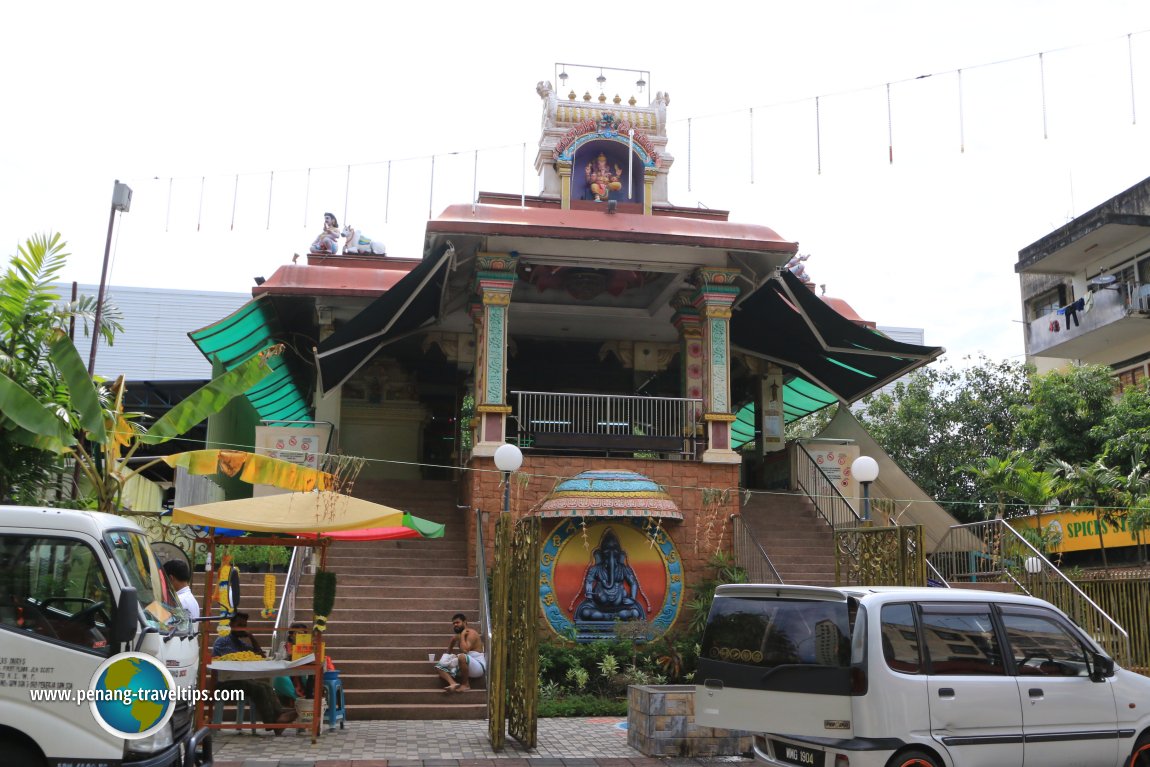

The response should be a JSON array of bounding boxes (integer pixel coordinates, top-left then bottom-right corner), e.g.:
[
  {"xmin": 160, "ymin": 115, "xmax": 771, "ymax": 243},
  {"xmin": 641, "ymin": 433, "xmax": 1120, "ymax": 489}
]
[
  {"xmin": 494, "ymin": 443, "xmax": 524, "ymax": 514},
  {"xmin": 851, "ymin": 455, "xmax": 880, "ymax": 522}
]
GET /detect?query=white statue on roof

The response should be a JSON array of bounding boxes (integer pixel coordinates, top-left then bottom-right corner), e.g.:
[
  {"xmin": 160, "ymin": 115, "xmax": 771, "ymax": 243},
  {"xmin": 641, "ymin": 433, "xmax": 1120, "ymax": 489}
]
[
  {"xmin": 654, "ymin": 91, "xmax": 670, "ymax": 136},
  {"xmin": 785, "ymin": 253, "xmax": 812, "ymax": 284},
  {"xmin": 537, "ymin": 80, "xmax": 558, "ymax": 129},
  {"xmin": 309, "ymin": 212, "xmax": 341, "ymax": 255},
  {"xmin": 342, "ymin": 225, "xmax": 386, "ymax": 255}
]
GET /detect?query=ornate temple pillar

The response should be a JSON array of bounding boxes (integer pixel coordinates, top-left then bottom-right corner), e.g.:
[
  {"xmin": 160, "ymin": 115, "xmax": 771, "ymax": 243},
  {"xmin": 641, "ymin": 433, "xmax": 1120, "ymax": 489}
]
[
  {"xmin": 471, "ymin": 252, "xmax": 519, "ymax": 457},
  {"xmin": 692, "ymin": 268, "xmax": 742, "ymax": 464},
  {"xmin": 671, "ymin": 292, "xmax": 705, "ymax": 403}
]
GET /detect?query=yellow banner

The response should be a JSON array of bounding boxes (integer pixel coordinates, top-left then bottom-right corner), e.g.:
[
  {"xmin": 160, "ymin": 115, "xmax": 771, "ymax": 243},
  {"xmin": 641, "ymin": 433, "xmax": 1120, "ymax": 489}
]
[{"xmin": 1011, "ymin": 510, "xmax": 1141, "ymax": 553}]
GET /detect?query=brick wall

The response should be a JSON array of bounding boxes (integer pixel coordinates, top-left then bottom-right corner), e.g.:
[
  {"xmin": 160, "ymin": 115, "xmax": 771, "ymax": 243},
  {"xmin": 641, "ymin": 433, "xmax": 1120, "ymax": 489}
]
[{"xmin": 463, "ymin": 455, "xmax": 741, "ymax": 603}]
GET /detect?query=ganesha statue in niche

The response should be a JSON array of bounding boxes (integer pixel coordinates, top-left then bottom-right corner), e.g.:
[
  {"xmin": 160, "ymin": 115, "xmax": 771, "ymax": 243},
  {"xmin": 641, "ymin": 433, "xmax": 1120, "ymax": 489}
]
[{"xmin": 585, "ymin": 152, "xmax": 623, "ymax": 201}]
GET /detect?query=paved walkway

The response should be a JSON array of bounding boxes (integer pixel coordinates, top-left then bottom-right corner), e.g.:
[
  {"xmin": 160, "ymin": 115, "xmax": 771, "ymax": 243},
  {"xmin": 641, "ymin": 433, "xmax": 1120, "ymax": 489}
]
[{"xmin": 211, "ymin": 717, "xmax": 752, "ymax": 767}]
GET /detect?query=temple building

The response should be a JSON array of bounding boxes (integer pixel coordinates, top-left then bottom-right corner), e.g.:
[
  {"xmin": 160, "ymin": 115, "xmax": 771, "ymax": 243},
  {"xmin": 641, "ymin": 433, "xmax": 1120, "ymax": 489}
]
[{"xmin": 192, "ymin": 74, "xmax": 945, "ymax": 715}]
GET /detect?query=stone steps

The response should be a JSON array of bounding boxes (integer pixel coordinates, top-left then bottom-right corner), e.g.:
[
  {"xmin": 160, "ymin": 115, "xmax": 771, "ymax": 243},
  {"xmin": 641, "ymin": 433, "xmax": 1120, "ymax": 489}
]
[
  {"xmin": 740, "ymin": 494, "xmax": 838, "ymax": 587},
  {"xmin": 283, "ymin": 481, "xmax": 487, "ymax": 720}
]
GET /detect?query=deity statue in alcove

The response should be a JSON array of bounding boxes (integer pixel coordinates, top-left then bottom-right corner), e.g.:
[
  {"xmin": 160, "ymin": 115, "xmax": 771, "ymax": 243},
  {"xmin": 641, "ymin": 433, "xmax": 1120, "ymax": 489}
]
[{"xmin": 585, "ymin": 152, "xmax": 623, "ymax": 201}]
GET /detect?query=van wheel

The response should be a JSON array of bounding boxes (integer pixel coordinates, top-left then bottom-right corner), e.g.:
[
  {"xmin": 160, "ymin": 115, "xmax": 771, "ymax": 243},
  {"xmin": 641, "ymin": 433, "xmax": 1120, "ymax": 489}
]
[
  {"xmin": 0, "ymin": 738, "xmax": 46, "ymax": 767},
  {"xmin": 888, "ymin": 750, "xmax": 940, "ymax": 767},
  {"xmin": 1130, "ymin": 732, "xmax": 1150, "ymax": 766}
]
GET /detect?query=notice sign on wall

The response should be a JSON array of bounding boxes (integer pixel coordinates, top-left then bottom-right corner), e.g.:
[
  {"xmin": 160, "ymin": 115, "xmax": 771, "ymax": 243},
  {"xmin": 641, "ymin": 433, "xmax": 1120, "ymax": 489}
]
[
  {"xmin": 253, "ymin": 424, "xmax": 333, "ymax": 497},
  {"xmin": 797, "ymin": 440, "xmax": 861, "ymax": 510}
]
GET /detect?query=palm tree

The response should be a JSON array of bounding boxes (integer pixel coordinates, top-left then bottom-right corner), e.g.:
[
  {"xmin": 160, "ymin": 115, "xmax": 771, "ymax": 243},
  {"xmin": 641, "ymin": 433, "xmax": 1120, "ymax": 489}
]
[
  {"xmin": 960, "ymin": 452, "xmax": 1023, "ymax": 520},
  {"xmin": 1050, "ymin": 458, "xmax": 1123, "ymax": 574},
  {"xmin": 1113, "ymin": 451, "xmax": 1150, "ymax": 564},
  {"xmin": 1009, "ymin": 459, "xmax": 1067, "ymax": 555}
]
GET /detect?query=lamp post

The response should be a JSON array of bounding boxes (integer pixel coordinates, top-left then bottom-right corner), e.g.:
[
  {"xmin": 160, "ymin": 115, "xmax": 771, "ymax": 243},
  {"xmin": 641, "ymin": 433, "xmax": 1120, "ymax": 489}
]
[
  {"xmin": 851, "ymin": 455, "xmax": 879, "ymax": 522},
  {"xmin": 494, "ymin": 443, "xmax": 524, "ymax": 514},
  {"xmin": 87, "ymin": 180, "xmax": 133, "ymax": 375}
]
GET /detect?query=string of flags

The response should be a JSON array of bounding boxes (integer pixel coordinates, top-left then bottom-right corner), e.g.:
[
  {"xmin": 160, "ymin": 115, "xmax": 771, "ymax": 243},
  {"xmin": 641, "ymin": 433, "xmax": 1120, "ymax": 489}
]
[{"xmin": 143, "ymin": 27, "xmax": 1148, "ymax": 235}]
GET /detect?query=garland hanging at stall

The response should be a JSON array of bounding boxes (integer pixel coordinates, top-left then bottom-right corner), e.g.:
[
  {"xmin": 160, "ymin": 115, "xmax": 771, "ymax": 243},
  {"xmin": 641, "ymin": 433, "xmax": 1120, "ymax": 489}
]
[
  {"xmin": 313, "ymin": 570, "xmax": 336, "ymax": 633},
  {"xmin": 261, "ymin": 573, "xmax": 278, "ymax": 619},
  {"xmin": 215, "ymin": 554, "xmax": 238, "ymax": 636}
]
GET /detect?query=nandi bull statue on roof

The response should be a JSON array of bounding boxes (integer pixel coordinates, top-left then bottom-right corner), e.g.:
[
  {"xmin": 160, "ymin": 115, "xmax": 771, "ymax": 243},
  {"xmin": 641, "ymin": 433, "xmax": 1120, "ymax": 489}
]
[{"xmin": 341, "ymin": 224, "xmax": 387, "ymax": 255}]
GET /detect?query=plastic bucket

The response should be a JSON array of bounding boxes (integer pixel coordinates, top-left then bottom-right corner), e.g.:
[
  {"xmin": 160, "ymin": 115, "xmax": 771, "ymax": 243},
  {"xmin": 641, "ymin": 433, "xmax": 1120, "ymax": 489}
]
[{"xmin": 294, "ymin": 696, "xmax": 326, "ymax": 723}]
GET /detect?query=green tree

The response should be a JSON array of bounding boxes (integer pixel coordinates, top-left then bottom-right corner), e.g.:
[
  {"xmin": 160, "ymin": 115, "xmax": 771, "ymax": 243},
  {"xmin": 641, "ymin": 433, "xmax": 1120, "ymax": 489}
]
[
  {"xmin": 0, "ymin": 233, "xmax": 121, "ymax": 502},
  {"xmin": 1017, "ymin": 364, "xmax": 1115, "ymax": 465},
  {"xmin": 1112, "ymin": 450, "xmax": 1150, "ymax": 564},
  {"xmin": 1050, "ymin": 458, "xmax": 1123, "ymax": 573},
  {"xmin": 856, "ymin": 356, "xmax": 1033, "ymax": 522},
  {"xmin": 959, "ymin": 452, "xmax": 1023, "ymax": 520},
  {"xmin": 1096, "ymin": 382, "xmax": 1150, "ymax": 469},
  {"xmin": 0, "ymin": 327, "xmax": 282, "ymax": 514}
]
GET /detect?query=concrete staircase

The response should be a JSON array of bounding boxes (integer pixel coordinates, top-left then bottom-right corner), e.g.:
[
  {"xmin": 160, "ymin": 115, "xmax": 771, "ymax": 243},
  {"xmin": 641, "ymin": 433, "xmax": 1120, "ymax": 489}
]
[
  {"xmin": 739, "ymin": 492, "xmax": 838, "ymax": 587},
  {"xmin": 236, "ymin": 479, "xmax": 485, "ymax": 720}
]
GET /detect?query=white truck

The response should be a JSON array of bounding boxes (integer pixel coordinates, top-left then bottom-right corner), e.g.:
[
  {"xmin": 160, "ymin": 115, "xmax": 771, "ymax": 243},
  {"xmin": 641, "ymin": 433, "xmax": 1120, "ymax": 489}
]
[{"xmin": 0, "ymin": 505, "xmax": 212, "ymax": 767}]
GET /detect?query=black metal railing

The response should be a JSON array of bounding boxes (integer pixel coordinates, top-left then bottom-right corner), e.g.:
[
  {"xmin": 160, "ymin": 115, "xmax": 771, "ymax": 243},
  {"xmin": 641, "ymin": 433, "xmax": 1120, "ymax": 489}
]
[
  {"xmin": 793, "ymin": 442, "xmax": 864, "ymax": 532},
  {"xmin": 731, "ymin": 514, "xmax": 783, "ymax": 584}
]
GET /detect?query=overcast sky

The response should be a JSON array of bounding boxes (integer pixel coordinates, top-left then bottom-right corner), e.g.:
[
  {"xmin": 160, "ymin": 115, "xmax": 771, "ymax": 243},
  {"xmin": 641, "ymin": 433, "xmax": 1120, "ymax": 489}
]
[{"xmin": 3, "ymin": 1, "xmax": 1150, "ymax": 366}]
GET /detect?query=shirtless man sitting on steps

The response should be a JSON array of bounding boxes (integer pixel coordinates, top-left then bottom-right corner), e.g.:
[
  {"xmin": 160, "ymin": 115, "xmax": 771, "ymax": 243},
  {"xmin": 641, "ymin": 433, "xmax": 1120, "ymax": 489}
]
[{"xmin": 435, "ymin": 612, "xmax": 485, "ymax": 693}]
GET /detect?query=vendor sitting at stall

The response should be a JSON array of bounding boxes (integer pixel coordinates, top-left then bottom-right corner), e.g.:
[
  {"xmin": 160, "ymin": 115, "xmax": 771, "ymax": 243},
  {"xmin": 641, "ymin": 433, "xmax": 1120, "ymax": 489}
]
[
  {"xmin": 275, "ymin": 622, "xmax": 313, "ymax": 705},
  {"xmin": 212, "ymin": 612, "xmax": 298, "ymax": 725}
]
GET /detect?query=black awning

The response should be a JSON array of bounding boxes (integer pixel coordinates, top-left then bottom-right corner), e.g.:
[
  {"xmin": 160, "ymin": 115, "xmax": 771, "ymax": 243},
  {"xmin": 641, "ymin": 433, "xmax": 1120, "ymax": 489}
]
[
  {"xmin": 315, "ymin": 248, "xmax": 452, "ymax": 393},
  {"xmin": 730, "ymin": 269, "xmax": 944, "ymax": 406}
]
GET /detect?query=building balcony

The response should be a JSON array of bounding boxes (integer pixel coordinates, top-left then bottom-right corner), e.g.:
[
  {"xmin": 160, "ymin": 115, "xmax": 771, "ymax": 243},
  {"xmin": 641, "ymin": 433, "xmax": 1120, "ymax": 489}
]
[
  {"xmin": 1026, "ymin": 283, "xmax": 1150, "ymax": 362},
  {"xmin": 508, "ymin": 390, "xmax": 705, "ymax": 458}
]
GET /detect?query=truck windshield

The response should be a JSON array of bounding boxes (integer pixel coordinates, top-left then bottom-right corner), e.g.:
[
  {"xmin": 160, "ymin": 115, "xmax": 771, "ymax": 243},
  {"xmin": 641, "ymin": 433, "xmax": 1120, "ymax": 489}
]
[{"xmin": 104, "ymin": 529, "xmax": 184, "ymax": 632}]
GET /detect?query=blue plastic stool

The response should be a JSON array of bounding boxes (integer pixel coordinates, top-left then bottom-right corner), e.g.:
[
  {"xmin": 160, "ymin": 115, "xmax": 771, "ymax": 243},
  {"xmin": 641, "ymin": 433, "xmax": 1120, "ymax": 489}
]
[{"xmin": 322, "ymin": 669, "xmax": 346, "ymax": 731}]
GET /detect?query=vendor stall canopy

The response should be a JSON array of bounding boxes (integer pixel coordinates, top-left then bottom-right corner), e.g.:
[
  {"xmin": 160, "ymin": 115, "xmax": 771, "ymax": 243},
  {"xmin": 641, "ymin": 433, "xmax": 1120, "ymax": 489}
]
[{"xmin": 173, "ymin": 491, "xmax": 444, "ymax": 539}]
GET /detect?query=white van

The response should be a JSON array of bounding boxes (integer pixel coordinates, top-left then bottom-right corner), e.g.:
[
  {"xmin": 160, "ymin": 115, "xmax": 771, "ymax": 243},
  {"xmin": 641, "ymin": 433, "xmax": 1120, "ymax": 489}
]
[
  {"xmin": 696, "ymin": 584, "xmax": 1150, "ymax": 767},
  {"xmin": 0, "ymin": 506, "xmax": 211, "ymax": 767}
]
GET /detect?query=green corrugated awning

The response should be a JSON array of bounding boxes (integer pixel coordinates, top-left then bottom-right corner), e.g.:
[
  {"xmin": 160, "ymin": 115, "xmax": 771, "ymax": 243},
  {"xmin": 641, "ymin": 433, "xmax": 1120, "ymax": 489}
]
[
  {"xmin": 188, "ymin": 296, "xmax": 312, "ymax": 423},
  {"xmin": 731, "ymin": 379, "xmax": 840, "ymax": 448}
]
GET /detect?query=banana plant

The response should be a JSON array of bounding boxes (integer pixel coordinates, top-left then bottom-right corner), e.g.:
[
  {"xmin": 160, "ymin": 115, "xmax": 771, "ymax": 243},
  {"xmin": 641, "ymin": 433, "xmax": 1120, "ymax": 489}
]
[{"xmin": 0, "ymin": 329, "xmax": 309, "ymax": 513}]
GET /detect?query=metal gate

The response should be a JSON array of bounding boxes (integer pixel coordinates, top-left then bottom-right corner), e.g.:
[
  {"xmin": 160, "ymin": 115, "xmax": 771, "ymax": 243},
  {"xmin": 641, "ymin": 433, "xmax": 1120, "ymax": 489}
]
[
  {"xmin": 835, "ymin": 524, "xmax": 925, "ymax": 587},
  {"xmin": 487, "ymin": 514, "xmax": 541, "ymax": 750}
]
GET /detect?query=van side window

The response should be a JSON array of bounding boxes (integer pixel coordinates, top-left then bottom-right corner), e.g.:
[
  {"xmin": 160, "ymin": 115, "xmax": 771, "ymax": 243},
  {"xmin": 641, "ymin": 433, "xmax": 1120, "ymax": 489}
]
[
  {"xmin": 999, "ymin": 607, "xmax": 1090, "ymax": 677},
  {"xmin": 920, "ymin": 605, "xmax": 1005, "ymax": 675},
  {"xmin": 880, "ymin": 603, "xmax": 921, "ymax": 673},
  {"xmin": 0, "ymin": 534, "xmax": 113, "ymax": 655}
]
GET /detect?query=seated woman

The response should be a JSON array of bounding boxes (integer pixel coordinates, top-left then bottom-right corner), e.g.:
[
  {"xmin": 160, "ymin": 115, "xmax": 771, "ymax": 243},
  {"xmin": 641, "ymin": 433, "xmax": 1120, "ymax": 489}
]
[{"xmin": 212, "ymin": 612, "xmax": 297, "ymax": 725}]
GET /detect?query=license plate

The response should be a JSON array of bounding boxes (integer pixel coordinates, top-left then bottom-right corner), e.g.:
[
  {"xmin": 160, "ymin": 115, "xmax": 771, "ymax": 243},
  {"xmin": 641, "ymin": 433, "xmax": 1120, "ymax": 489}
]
[{"xmin": 771, "ymin": 739, "xmax": 825, "ymax": 767}]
